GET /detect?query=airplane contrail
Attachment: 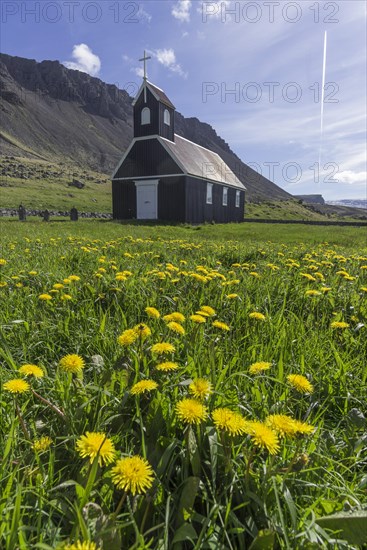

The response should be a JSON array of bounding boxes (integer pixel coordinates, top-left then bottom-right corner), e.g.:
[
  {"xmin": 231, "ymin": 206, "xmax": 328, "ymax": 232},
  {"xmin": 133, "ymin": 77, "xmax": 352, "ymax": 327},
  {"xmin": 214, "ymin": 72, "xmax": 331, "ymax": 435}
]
[{"xmin": 319, "ymin": 30, "xmax": 327, "ymax": 173}]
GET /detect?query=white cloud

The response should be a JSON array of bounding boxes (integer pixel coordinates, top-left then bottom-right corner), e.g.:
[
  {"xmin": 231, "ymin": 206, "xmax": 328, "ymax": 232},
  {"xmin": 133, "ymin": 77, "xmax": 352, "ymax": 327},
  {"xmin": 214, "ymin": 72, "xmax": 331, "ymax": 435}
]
[
  {"xmin": 336, "ymin": 171, "xmax": 367, "ymax": 185},
  {"xmin": 132, "ymin": 67, "xmax": 144, "ymax": 78},
  {"xmin": 137, "ymin": 5, "xmax": 152, "ymax": 23},
  {"xmin": 154, "ymin": 48, "xmax": 187, "ymax": 78},
  {"xmin": 172, "ymin": 0, "xmax": 192, "ymax": 22},
  {"xmin": 63, "ymin": 44, "xmax": 101, "ymax": 77}
]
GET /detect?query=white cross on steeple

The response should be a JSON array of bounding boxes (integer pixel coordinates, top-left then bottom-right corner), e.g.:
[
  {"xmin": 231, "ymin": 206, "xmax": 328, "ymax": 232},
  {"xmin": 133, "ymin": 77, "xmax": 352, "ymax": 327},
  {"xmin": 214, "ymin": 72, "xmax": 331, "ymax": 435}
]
[{"xmin": 139, "ymin": 50, "xmax": 151, "ymax": 81}]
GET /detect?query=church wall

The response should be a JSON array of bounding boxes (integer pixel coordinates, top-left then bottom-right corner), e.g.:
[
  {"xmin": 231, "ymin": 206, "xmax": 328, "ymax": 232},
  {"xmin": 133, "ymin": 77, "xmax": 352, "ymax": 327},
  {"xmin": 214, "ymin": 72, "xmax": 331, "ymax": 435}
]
[
  {"xmin": 112, "ymin": 180, "xmax": 136, "ymax": 219},
  {"xmin": 158, "ymin": 177, "xmax": 185, "ymax": 222},
  {"xmin": 185, "ymin": 177, "xmax": 245, "ymax": 224}
]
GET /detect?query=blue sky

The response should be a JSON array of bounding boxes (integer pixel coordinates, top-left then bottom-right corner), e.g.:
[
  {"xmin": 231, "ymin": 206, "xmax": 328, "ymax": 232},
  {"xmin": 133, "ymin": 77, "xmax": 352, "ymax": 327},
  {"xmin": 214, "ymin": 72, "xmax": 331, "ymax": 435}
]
[{"xmin": 1, "ymin": 0, "xmax": 366, "ymax": 200}]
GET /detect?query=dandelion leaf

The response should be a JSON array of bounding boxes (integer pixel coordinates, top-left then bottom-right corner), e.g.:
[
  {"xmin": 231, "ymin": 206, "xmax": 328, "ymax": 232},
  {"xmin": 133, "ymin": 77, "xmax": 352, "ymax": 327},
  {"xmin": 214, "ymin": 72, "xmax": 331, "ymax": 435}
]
[
  {"xmin": 248, "ymin": 529, "xmax": 275, "ymax": 550},
  {"xmin": 172, "ymin": 522, "xmax": 198, "ymax": 544},
  {"xmin": 316, "ymin": 510, "xmax": 367, "ymax": 545}
]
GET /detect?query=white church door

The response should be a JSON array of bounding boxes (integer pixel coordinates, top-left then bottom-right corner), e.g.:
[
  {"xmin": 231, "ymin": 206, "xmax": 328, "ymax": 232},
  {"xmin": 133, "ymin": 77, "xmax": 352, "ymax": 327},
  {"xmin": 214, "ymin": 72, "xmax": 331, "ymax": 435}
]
[{"xmin": 135, "ymin": 180, "xmax": 158, "ymax": 219}]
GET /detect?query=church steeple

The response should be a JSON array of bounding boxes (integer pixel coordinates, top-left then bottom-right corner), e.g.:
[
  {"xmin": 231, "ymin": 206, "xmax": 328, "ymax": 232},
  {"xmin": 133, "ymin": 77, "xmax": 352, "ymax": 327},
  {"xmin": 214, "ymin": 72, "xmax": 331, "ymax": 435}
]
[{"xmin": 132, "ymin": 52, "xmax": 175, "ymax": 142}]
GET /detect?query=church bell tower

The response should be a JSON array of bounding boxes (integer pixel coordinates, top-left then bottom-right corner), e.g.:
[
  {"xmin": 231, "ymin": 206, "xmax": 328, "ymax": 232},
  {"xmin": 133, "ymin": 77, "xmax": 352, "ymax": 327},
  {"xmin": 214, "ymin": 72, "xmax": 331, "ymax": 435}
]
[{"xmin": 132, "ymin": 51, "xmax": 175, "ymax": 142}]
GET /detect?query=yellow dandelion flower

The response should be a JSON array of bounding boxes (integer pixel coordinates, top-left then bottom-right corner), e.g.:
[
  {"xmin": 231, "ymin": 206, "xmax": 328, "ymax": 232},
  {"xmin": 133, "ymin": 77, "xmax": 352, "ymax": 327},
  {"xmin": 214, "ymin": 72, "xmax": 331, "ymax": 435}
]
[
  {"xmin": 19, "ymin": 364, "xmax": 44, "ymax": 378},
  {"xmin": 145, "ymin": 307, "xmax": 160, "ymax": 319},
  {"xmin": 330, "ymin": 321, "xmax": 350, "ymax": 329},
  {"xmin": 212, "ymin": 320, "xmax": 230, "ymax": 331},
  {"xmin": 29, "ymin": 271, "xmax": 37, "ymax": 275},
  {"xmin": 167, "ymin": 321, "xmax": 185, "ymax": 335},
  {"xmin": 32, "ymin": 436, "xmax": 53, "ymax": 453},
  {"xmin": 176, "ymin": 398, "xmax": 208, "ymax": 425},
  {"xmin": 63, "ymin": 278, "xmax": 71, "ymax": 284},
  {"xmin": 156, "ymin": 361, "xmax": 179, "ymax": 372},
  {"xmin": 0, "ymin": 259, "xmax": 7, "ymax": 266},
  {"xmin": 250, "ymin": 271, "xmax": 260, "ymax": 278},
  {"xmin": 361, "ymin": 287, "xmax": 367, "ymax": 292},
  {"xmin": 300, "ymin": 273, "xmax": 316, "ymax": 282},
  {"xmin": 287, "ymin": 374, "xmax": 314, "ymax": 394},
  {"xmin": 111, "ymin": 455, "xmax": 154, "ymax": 495},
  {"xmin": 3, "ymin": 378, "xmax": 30, "ymax": 394},
  {"xmin": 320, "ymin": 287, "xmax": 332, "ymax": 293},
  {"xmin": 118, "ymin": 329, "xmax": 138, "ymax": 346},
  {"xmin": 68, "ymin": 275, "xmax": 80, "ymax": 281},
  {"xmin": 212, "ymin": 408, "xmax": 249, "ymax": 436},
  {"xmin": 130, "ymin": 380, "xmax": 158, "ymax": 395},
  {"xmin": 200, "ymin": 305, "xmax": 216, "ymax": 316},
  {"xmin": 291, "ymin": 419, "xmax": 315, "ymax": 435},
  {"xmin": 133, "ymin": 323, "xmax": 151, "ymax": 339},
  {"xmin": 38, "ymin": 293, "xmax": 52, "ymax": 301},
  {"xmin": 249, "ymin": 312, "xmax": 266, "ymax": 321},
  {"xmin": 265, "ymin": 415, "xmax": 299, "ymax": 438},
  {"xmin": 65, "ymin": 542, "xmax": 99, "ymax": 550},
  {"xmin": 249, "ymin": 361, "xmax": 272, "ymax": 375},
  {"xmin": 163, "ymin": 312, "xmax": 185, "ymax": 323},
  {"xmin": 246, "ymin": 421, "xmax": 280, "ymax": 455},
  {"xmin": 0, "ymin": 282, "xmax": 8, "ymax": 288},
  {"xmin": 226, "ymin": 293, "xmax": 239, "ymax": 299},
  {"xmin": 305, "ymin": 290, "xmax": 322, "ymax": 296},
  {"xmin": 189, "ymin": 378, "xmax": 213, "ymax": 400},
  {"xmin": 76, "ymin": 432, "xmax": 116, "ymax": 466},
  {"xmin": 151, "ymin": 342, "xmax": 175, "ymax": 355},
  {"xmin": 61, "ymin": 294, "xmax": 73, "ymax": 301},
  {"xmin": 195, "ymin": 310, "xmax": 210, "ymax": 317},
  {"xmin": 190, "ymin": 314, "xmax": 206, "ymax": 324},
  {"xmin": 53, "ymin": 283, "xmax": 64, "ymax": 290},
  {"xmin": 59, "ymin": 354, "xmax": 85, "ymax": 374}
]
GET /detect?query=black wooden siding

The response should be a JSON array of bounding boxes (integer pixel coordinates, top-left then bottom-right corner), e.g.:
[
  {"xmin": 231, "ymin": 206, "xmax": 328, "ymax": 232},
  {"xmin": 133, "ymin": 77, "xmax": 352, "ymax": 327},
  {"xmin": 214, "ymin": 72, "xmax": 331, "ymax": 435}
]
[
  {"xmin": 113, "ymin": 176, "xmax": 244, "ymax": 222},
  {"xmin": 185, "ymin": 177, "xmax": 244, "ymax": 224},
  {"xmin": 158, "ymin": 177, "xmax": 185, "ymax": 222},
  {"xmin": 133, "ymin": 88, "xmax": 175, "ymax": 141},
  {"xmin": 114, "ymin": 139, "xmax": 182, "ymax": 179},
  {"xmin": 112, "ymin": 180, "xmax": 136, "ymax": 219}
]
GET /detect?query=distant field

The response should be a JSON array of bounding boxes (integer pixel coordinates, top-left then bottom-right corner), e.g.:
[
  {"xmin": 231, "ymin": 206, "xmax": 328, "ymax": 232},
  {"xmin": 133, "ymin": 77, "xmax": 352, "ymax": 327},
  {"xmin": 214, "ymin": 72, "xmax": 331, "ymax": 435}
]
[{"xmin": 1, "ymin": 219, "xmax": 366, "ymax": 248}]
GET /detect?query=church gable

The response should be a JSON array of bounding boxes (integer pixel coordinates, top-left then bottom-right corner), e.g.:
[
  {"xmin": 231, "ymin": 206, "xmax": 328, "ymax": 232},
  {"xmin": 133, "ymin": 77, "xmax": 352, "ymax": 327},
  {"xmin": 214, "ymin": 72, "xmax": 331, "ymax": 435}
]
[{"xmin": 113, "ymin": 138, "xmax": 183, "ymax": 179}]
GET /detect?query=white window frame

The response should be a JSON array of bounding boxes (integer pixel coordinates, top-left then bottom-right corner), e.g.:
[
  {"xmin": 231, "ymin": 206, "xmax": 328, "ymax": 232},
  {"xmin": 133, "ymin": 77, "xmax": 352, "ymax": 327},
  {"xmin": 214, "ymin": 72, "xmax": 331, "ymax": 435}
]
[
  {"xmin": 163, "ymin": 109, "xmax": 170, "ymax": 126},
  {"xmin": 206, "ymin": 182, "xmax": 213, "ymax": 205},
  {"xmin": 235, "ymin": 190, "xmax": 240, "ymax": 207},
  {"xmin": 141, "ymin": 107, "xmax": 150, "ymax": 125},
  {"xmin": 222, "ymin": 187, "xmax": 228, "ymax": 206}
]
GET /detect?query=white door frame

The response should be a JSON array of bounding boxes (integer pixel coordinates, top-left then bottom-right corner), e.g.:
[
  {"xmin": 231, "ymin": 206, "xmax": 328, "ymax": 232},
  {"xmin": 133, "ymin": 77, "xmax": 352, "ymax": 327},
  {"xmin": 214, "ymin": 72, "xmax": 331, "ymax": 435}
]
[{"xmin": 134, "ymin": 179, "xmax": 159, "ymax": 220}]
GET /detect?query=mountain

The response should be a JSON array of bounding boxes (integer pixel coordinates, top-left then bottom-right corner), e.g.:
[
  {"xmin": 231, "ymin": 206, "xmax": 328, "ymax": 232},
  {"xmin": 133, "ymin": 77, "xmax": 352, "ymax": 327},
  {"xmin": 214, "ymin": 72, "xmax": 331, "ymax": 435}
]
[
  {"xmin": 0, "ymin": 52, "xmax": 291, "ymax": 201},
  {"xmin": 326, "ymin": 199, "xmax": 366, "ymax": 210}
]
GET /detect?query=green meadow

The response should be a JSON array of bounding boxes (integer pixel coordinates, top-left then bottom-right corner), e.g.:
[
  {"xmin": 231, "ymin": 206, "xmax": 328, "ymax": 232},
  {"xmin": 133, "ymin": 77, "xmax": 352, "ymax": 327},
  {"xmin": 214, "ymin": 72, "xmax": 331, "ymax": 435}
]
[{"xmin": 0, "ymin": 221, "xmax": 366, "ymax": 549}]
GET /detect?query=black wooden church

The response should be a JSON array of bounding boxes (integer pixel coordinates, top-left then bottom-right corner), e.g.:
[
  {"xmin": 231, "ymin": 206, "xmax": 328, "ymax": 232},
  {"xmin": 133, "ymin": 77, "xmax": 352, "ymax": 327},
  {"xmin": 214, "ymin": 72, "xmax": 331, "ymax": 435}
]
[{"xmin": 112, "ymin": 54, "xmax": 245, "ymax": 223}]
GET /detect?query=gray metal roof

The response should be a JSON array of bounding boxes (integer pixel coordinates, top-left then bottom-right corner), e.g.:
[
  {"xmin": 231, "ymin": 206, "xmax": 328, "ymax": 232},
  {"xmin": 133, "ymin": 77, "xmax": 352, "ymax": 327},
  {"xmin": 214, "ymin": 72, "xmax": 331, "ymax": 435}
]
[{"xmin": 159, "ymin": 135, "xmax": 245, "ymax": 189}]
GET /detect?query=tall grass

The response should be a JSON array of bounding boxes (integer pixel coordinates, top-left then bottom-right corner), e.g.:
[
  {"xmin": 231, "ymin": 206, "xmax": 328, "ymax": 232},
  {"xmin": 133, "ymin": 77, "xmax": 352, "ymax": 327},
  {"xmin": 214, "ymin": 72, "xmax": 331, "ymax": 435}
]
[{"xmin": 0, "ymin": 221, "xmax": 366, "ymax": 549}]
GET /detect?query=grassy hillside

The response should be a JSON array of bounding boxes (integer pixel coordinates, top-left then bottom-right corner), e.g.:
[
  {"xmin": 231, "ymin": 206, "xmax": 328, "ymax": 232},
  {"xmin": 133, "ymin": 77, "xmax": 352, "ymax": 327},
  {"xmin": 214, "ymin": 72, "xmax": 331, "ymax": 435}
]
[{"xmin": 0, "ymin": 156, "xmax": 111, "ymax": 212}]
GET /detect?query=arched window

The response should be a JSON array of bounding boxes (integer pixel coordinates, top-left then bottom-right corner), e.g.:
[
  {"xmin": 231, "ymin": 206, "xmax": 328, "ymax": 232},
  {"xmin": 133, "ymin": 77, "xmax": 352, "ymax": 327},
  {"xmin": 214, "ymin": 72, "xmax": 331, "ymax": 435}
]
[
  {"xmin": 164, "ymin": 109, "xmax": 170, "ymax": 126},
  {"xmin": 141, "ymin": 107, "xmax": 150, "ymax": 125}
]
